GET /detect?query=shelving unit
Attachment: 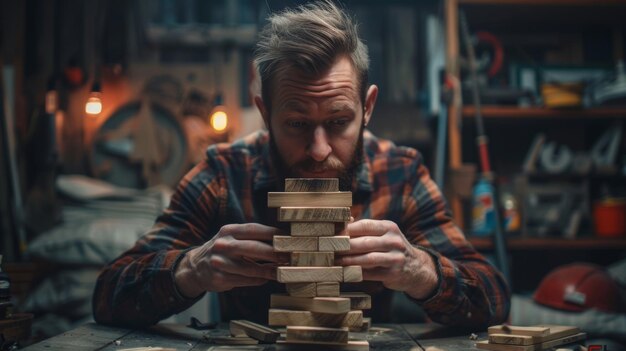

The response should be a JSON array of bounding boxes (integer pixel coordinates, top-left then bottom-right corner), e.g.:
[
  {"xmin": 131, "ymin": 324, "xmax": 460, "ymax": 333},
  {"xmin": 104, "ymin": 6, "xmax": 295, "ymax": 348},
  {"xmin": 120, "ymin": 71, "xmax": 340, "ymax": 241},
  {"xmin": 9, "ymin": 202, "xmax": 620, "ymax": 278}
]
[{"xmin": 444, "ymin": 0, "xmax": 626, "ymax": 291}]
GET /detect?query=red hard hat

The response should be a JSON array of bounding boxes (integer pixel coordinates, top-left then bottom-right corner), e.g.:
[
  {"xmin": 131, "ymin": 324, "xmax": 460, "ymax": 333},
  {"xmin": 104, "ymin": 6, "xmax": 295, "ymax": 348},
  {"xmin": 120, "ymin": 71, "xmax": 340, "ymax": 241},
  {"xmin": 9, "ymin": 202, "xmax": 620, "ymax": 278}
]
[{"xmin": 533, "ymin": 263, "xmax": 622, "ymax": 313}]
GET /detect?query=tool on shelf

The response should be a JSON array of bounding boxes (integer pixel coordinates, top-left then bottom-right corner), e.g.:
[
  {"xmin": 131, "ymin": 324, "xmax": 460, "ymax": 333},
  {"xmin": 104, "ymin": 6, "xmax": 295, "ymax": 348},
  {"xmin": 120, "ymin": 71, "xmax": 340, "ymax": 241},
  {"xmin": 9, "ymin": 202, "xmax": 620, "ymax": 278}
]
[{"xmin": 460, "ymin": 11, "xmax": 510, "ymax": 284}]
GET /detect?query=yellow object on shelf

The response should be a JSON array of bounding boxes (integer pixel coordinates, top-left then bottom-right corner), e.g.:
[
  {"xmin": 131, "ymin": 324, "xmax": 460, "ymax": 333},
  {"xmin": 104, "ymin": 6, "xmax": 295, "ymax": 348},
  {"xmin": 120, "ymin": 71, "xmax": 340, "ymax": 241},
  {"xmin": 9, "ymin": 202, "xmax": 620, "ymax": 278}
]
[{"xmin": 541, "ymin": 82, "xmax": 584, "ymax": 108}]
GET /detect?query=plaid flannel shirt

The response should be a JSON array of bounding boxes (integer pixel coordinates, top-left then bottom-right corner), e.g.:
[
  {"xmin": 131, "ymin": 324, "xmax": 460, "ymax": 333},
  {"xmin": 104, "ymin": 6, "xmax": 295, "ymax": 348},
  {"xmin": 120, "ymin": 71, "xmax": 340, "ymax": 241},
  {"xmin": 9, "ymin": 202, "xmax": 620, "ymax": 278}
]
[{"xmin": 93, "ymin": 129, "xmax": 510, "ymax": 328}]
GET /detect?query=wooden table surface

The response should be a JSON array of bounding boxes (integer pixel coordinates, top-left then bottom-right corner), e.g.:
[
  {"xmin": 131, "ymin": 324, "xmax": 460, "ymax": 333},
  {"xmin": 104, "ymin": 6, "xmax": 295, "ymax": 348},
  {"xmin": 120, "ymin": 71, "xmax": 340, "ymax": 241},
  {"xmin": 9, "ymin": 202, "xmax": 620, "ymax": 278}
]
[{"xmin": 22, "ymin": 322, "xmax": 483, "ymax": 350}]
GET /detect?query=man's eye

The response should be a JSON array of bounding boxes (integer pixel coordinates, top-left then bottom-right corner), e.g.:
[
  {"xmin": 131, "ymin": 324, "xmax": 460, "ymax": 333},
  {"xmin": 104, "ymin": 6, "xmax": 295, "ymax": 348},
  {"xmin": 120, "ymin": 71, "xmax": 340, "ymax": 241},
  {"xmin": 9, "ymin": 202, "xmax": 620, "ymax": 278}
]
[{"xmin": 328, "ymin": 119, "xmax": 348, "ymax": 127}]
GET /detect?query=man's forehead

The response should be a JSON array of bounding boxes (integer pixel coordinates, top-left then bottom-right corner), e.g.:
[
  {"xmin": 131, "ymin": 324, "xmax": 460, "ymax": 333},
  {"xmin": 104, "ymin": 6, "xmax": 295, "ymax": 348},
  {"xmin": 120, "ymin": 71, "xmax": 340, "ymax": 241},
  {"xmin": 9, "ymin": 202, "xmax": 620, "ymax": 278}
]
[{"xmin": 281, "ymin": 99, "xmax": 357, "ymax": 113}]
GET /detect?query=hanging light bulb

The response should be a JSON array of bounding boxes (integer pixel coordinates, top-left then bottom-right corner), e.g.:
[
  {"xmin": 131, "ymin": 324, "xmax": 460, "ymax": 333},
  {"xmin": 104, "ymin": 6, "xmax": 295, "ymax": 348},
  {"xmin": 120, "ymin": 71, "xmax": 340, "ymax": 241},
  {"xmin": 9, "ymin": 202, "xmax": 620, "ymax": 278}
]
[
  {"xmin": 45, "ymin": 77, "xmax": 58, "ymax": 114},
  {"xmin": 85, "ymin": 81, "xmax": 102, "ymax": 115},
  {"xmin": 209, "ymin": 93, "xmax": 228, "ymax": 133}
]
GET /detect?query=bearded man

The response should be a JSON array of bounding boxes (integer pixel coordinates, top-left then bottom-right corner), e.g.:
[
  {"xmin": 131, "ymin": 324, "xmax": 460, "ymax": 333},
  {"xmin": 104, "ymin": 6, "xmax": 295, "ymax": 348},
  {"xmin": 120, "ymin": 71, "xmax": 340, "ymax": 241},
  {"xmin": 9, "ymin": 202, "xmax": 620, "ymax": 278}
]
[{"xmin": 93, "ymin": 1, "xmax": 509, "ymax": 329}]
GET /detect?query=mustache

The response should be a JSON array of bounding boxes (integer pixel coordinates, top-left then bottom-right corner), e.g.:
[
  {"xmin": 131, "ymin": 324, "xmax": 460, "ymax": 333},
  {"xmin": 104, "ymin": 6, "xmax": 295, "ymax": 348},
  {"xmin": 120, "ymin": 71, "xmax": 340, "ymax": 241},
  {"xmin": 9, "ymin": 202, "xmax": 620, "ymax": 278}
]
[{"xmin": 292, "ymin": 155, "xmax": 344, "ymax": 173}]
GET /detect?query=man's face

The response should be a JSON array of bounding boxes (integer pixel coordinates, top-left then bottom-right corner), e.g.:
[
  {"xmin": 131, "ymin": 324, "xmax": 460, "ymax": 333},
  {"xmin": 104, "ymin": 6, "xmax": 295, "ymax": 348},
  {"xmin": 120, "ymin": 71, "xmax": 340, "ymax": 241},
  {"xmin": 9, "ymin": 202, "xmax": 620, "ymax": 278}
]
[{"xmin": 257, "ymin": 56, "xmax": 377, "ymax": 188}]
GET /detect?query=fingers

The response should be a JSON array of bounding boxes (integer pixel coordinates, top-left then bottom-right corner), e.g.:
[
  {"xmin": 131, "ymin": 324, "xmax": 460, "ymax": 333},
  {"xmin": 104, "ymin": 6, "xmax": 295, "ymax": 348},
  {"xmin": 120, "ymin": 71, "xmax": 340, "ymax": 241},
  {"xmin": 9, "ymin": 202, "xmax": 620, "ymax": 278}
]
[
  {"xmin": 228, "ymin": 239, "xmax": 286, "ymax": 263},
  {"xmin": 210, "ymin": 270, "xmax": 269, "ymax": 291},
  {"xmin": 336, "ymin": 251, "xmax": 404, "ymax": 268},
  {"xmin": 347, "ymin": 219, "xmax": 395, "ymax": 238},
  {"xmin": 219, "ymin": 223, "xmax": 286, "ymax": 241},
  {"xmin": 341, "ymin": 234, "xmax": 405, "ymax": 255},
  {"xmin": 362, "ymin": 267, "xmax": 391, "ymax": 282},
  {"xmin": 211, "ymin": 255, "xmax": 277, "ymax": 281}
]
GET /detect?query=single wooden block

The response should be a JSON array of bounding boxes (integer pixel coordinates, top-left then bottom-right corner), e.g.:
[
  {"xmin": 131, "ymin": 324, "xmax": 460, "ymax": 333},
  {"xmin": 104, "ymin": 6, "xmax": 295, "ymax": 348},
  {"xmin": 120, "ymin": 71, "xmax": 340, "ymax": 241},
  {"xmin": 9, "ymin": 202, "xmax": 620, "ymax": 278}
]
[
  {"xmin": 476, "ymin": 332, "xmax": 586, "ymax": 351},
  {"xmin": 229, "ymin": 320, "xmax": 280, "ymax": 343},
  {"xmin": 277, "ymin": 340, "xmax": 369, "ymax": 351},
  {"xmin": 350, "ymin": 317, "xmax": 372, "ymax": 332},
  {"xmin": 291, "ymin": 222, "xmax": 336, "ymax": 237},
  {"xmin": 488, "ymin": 325, "xmax": 550, "ymax": 337},
  {"xmin": 291, "ymin": 252, "xmax": 334, "ymax": 267},
  {"xmin": 319, "ymin": 236, "xmax": 350, "ymax": 252},
  {"xmin": 273, "ymin": 236, "xmax": 318, "ymax": 252},
  {"xmin": 342, "ymin": 266, "xmax": 362, "ymax": 282},
  {"xmin": 286, "ymin": 326, "xmax": 349, "ymax": 343},
  {"xmin": 489, "ymin": 326, "xmax": 580, "ymax": 346},
  {"xmin": 340, "ymin": 292, "xmax": 371, "ymax": 310},
  {"xmin": 285, "ymin": 178, "xmax": 339, "ymax": 192},
  {"xmin": 270, "ymin": 294, "xmax": 350, "ymax": 314},
  {"xmin": 316, "ymin": 282, "xmax": 340, "ymax": 297},
  {"xmin": 268, "ymin": 192, "xmax": 352, "ymax": 208},
  {"xmin": 279, "ymin": 207, "xmax": 351, "ymax": 222},
  {"xmin": 268, "ymin": 309, "xmax": 363, "ymax": 328},
  {"xmin": 286, "ymin": 282, "xmax": 317, "ymax": 297},
  {"xmin": 277, "ymin": 267, "xmax": 343, "ymax": 283}
]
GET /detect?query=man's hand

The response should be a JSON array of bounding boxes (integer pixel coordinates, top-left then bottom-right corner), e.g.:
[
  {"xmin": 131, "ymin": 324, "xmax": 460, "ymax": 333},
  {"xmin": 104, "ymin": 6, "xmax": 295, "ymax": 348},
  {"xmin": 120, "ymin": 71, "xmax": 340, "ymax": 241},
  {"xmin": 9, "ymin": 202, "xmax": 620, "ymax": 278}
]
[
  {"xmin": 336, "ymin": 219, "xmax": 438, "ymax": 300},
  {"xmin": 174, "ymin": 223, "xmax": 287, "ymax": 298}
]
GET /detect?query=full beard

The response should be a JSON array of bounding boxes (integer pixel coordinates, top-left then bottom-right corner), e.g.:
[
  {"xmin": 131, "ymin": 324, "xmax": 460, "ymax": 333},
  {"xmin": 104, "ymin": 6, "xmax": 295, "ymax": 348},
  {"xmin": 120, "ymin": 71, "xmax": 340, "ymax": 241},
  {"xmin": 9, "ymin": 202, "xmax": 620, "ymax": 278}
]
[{"xmin": 269, "ymin": 123, "xmax": 364, "ymax": 192}]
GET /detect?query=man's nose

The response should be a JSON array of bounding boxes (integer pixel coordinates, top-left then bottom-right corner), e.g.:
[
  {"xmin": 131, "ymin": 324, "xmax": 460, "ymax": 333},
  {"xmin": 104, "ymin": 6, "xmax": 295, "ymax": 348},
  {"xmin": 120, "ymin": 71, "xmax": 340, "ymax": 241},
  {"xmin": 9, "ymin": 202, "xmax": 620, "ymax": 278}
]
[{"xmin": 307, "ymin": 126, "xmax": 332, "ymax": 162}]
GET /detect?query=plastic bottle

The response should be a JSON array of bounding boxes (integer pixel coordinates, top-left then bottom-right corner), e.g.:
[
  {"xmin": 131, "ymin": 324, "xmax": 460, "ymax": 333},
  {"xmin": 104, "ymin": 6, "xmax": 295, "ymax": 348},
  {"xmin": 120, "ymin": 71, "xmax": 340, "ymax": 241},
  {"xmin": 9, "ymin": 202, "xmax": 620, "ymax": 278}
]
[
  {"xmin": 501, "ymin": 191, "xmax": 521, "ymax": 234},
  {"xmin": 472, "ymin": 177, "xmax": 496, "ymax": 236}
]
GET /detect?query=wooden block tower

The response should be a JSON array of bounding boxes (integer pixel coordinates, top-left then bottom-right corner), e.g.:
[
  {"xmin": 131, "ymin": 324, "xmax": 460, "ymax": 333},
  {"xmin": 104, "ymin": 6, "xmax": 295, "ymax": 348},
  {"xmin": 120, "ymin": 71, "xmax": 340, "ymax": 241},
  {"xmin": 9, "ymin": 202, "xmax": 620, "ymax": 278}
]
[{"xmin": 267, "ymin": 178, "xmax": 371, "ymax": 350}]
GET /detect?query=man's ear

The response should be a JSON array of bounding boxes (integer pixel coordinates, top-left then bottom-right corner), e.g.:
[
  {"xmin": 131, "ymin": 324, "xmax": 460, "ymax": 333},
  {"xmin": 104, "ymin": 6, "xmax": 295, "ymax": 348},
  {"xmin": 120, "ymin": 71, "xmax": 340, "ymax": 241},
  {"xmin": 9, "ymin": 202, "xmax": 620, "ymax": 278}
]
[
  {"xmin": 363, "ymin": 84, "xmax": 378, "ymax": 127},
  {"xmin": 254, "ymin": 95, "xmax": 270, "ymax": 129}
]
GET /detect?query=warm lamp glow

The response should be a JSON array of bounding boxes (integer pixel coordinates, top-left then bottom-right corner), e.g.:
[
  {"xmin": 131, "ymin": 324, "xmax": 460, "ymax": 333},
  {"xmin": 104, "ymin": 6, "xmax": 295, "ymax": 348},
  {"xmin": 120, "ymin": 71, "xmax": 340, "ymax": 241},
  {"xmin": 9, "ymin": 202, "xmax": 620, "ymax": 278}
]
[
  {"xmin": 210, "ymin": 109, "xmax": 228, "ymax": 132},
  {"xmin": 85, "ymin": 94, "xmax": 102, "ymax": 115}
]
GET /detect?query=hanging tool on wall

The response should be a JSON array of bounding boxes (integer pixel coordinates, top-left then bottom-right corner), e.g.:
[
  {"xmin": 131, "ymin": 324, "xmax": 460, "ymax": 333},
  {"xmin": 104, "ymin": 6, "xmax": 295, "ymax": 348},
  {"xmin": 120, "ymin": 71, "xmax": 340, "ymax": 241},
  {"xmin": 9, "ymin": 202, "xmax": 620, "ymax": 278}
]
[{"xmin": 459, "ymin": 11, "xmax": 510, "ymax": 283}]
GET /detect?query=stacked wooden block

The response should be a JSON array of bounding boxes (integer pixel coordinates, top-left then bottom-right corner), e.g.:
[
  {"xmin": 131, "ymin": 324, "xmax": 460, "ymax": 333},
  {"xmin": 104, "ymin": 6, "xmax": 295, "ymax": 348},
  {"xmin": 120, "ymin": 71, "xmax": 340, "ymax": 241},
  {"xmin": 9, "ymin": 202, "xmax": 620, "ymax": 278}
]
[
  {"xmin": 476, "ymin": 325, "xmax": 586, "ymax": 351},
  {"xmin": 267, "ymin": 178, "xmax": 371, "ymax": 350}
]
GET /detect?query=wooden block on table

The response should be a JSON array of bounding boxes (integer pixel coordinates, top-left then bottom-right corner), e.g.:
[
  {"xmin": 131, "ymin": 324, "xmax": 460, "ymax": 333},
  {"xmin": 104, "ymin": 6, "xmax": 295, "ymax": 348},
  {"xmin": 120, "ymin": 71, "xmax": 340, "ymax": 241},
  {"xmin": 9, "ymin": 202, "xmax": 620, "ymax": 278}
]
[
  {"xmin": 270, "ymin": 294, "xmax": 350, "ymax": 314},
  {"xmin": 476, "ymin": 332, "xmax": 586, "ymax": 351},
  {"xmin": 279, "ymin": 207, "xmax": 351, "ymax": 222},
  {"xmin": 229, "ymin": 320, "xmax": 280, "ymax": 343},
  {"xmin": 277, "ymin": 340, "xmax": 369, "ymax": 351},
  {"xmin": 316, "ymin": 282, "xmax": 340, "ymax": 297},
  {"xmin": 268, "ymin": 309, "xmax": 363, "ymax": 328},
  {"xmin": 489, "ymin": 325, "xmax": 580, "ymax": 346},
  {"xmin": 342, "ymin": 266, "xmax": 362, "ymax": 282},
  {"xmin": 319, "ymin": 236, "xmax": 350, "ymax": 252},
  {"xmin": 277, "ymin": 267, "xmax": 343, "ymax": 283},
  {"xmin": 268, "ymin": 192, "xmax": 352, "ymax": 208},
  {"xmin": 285, "ymin": 178, "xmax": 338, "ymax": 192},
  {"xmin": 291, "ymin": 222, "xmax": 336, "ymax": 237},
  {"xmin": 286, "ymin": 326, "xmax": 349, "ymax": 343},
  {"xmin": 291, "ymin": 252, "xmax": 334, "ymax": 267},
  {"xmin": 350, "ymin": 317, "xmax": 372, "ymax": 332},
  {"xmin": 488, "ymin": 325, "xmax": 549, "ymax": 337},
  {"xmin": 286, "ymin": 282, "xmax": 317, "ymax": 297},
  {"xmin": 274, "ymin": 236, "xmax": 317, "ymax": 252},
  {"xmin": 340, "ymin": 292, "xmax": 371, "ymax": 310}
]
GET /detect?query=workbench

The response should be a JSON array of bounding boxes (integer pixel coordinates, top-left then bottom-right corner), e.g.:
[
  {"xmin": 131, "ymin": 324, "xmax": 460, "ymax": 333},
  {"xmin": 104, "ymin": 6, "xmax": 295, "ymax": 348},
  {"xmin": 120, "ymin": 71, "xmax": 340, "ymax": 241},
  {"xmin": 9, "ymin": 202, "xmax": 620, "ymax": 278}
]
[{"xmin": 21, "ymin": 322, "xmax": 482, "ymax": 350}]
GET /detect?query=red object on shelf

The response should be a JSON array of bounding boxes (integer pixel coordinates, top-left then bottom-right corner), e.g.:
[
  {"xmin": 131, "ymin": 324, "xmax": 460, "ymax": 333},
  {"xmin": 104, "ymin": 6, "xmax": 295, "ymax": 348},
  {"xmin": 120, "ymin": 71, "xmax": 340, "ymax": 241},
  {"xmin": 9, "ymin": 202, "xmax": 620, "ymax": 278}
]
[
  {"xmin": 533, "ymin": 263, "xmax": 622, "ymax": 313},
  {"xmin": 593, "ymin": 198, "xmax": 626, "ymax": 238}
]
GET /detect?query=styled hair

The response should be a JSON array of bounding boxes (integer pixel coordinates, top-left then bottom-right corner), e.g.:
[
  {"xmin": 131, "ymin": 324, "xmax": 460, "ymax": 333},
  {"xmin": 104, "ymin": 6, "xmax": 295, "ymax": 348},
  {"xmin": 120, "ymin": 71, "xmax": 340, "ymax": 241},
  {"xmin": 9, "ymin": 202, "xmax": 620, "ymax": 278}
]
[{"xmin": 254, "ymin": 0, "xmax": 369, "ymax": 112}]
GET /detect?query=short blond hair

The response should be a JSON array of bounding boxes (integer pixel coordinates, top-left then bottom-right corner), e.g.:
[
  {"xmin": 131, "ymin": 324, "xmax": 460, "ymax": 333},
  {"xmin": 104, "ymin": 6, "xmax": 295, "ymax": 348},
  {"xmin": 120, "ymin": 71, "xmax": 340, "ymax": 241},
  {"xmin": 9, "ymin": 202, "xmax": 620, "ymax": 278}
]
[{"xmin": 254, "ymin": 1, "xmax": 369, "ymax": 112}]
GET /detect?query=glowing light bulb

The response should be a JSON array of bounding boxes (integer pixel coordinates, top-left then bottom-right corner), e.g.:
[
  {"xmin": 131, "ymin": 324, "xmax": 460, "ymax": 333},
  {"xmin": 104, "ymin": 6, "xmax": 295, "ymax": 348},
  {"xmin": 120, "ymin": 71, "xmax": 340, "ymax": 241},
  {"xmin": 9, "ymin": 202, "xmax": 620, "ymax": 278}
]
[
  {"xmin": 210, "ymin": 109, "xmax": 228, "ymax": 132},
  {"xmin": 85, "ymin": 82, "xmax": 102, "ymax": 116},
  {"xmin": 85, "ymin": 94, "xmax": 102, "ymax": 115}
]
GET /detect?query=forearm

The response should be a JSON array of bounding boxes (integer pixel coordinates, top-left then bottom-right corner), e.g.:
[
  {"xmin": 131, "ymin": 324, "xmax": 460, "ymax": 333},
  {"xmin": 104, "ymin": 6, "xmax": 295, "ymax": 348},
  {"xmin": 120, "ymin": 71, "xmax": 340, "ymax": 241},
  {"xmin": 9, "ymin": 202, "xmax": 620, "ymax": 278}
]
[
  {"xmin": 93, "ymin": 249, "xmax": 203, "ymax": 327},
  {"xmin": 417, "ymin": 251, "xmax": 510, "ymax": 329}
]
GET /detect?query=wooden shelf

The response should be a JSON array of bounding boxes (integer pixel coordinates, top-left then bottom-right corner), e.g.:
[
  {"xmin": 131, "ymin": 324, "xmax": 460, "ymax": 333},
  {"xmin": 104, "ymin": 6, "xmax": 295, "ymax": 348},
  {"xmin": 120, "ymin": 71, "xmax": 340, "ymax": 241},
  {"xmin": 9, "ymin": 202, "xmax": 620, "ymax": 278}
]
[
  {"xmin": 469, "ymin": 237, "xmax": 626, "ymax": 250},
  {"xmin": 462, "ymin": 106, "xmax": 626, "ymax": 119}
]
